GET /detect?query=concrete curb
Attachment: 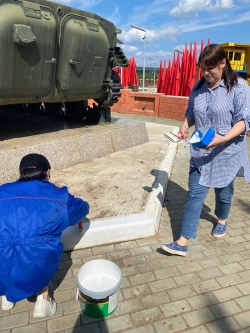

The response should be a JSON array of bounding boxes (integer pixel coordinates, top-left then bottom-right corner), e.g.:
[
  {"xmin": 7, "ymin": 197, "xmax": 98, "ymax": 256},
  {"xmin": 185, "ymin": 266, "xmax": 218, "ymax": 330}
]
[{"xmin": 62, "ymin": 131, "xmax": 178, "ymax": 251}]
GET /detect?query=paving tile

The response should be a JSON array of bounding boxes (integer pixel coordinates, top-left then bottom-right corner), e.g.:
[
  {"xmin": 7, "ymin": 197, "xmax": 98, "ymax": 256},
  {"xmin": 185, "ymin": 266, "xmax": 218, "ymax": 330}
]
[
  {"xmin": 121, "ymin": 255, "xmax": 147, "ymax": 266},
  {"xmin": 62, "ymin": 299, "xmax": 82, "ymax": 315},
  {"xmin": 112, "ymin": 298, "xmax": 143, "ymax": 316},
  {"xmin": 129, "ymin": 245, "xmax": 153, "ymax": 256},
  {"xmin": 114, "ymin": 241, "xmax": 137, "ymax": 250},
  {"xmin": 121, "ymin": 283, "xmax": 152, "ymax": 300},
  {"xmin": 219, "ymin": 263, "xmax": 245, "ymax": 275},
  {"xmin": 106, "ymin": 249, "xmax": 131, "ymax": 261},
  {"xmin": 176, "ymin": 261, "xmax": 203, "ymax": 274},
  {"xmin": 182, "ymin": 308, "xmax": 215, "ymax": 327},
  {"xmin": 167, "ymin": 285, "xmax": 197, "ymax": 302},
  {"xmin": 187, "ymin": 293, "xmax": 220, "ymax": 310},
  {"xmin": 1, "ymin": 312, "xmax": 29, "ymax": 330},
  {"xmin": 118, "ymin": 324, "xmax": 156, "ymax": 333},
  {"xmin": 235, "ymin": 295, "xmax": 250, "ymax": 310},
  {"xmin": 210, "ymin": 300, "xmax": 242, "ymax": 318},
  {"xmin": 139, "ymin": 290, "xmax": 171, "ymax": 307},
  {"xmin": 238, "ymin": 270, "xmax": 250, "ymax": 282},
  {"xmin": 68, "ymin": 248, "xmax": 93, "ymax": 259},
  {"xmin": 148, "ymin": 277, "xmax": 177, "ymax": 293},
  {"xmin": 211, "ymin": 286, "xmax": 243, "ymax": 302},
  {"xmin": 223, "ymin": 243, "xmax": 245, "ymax": 254},
  {"xmin": 197, "ymin": 268, "xmax": 223, "ymax": 281},
  {"xmin": 10, "ymin": 322, "xmax": 47, "ymax": 333},
  {"xmin": 199, "ymin": 257, "xmax": 225, "ymax": 270},
  {"xmin": 205, "ymin": 317, "xmax": 241, "ymax": 333},
  {"xmin": 153, "ymin": 315, "xmax": 189, "ymax": 333},
  {"xmin": 192, "ymin": 279, "xmax": 221, "ymax": 294},
  {"xmin": 236, "ymin": 282, "xmax": 250, "ymax": 295},
  {"xmin": 65, "ymin": 322, "xmax": 101, "ymax": 333},
  {"xmin": 130, "ymin": 306, "xmax": 164, "ymax": 326},
  {"xmin": 174, "ymin": 272, "xmax": 202, "ymax": 286},
  {"xmin": 128, "ymin": 272, "xmax": 156, "ymax": 286},
  {"xmin": 154, "ymin": 266, "xmax": 180, "ymax": 280},
  {"xmin": 220, "ymin": 252, "xmax": 244, "ymax": 264},
  {"xmin": 136, "ymin": 260, "xmax": 164, "ymax": 274},
  {"xmin": 47, "ymin": 312, "xmax": 81, "ymax": 332},
  {"xmin": 216, "ymin": 273, "xmax": 244, "ymax": 287},
  {"xmin": 92, "ymin": 244, "xmax": 116, "ymax": 255},
  {"xmin": 225, "ymin": 235, "xmax": 247, "ymax": 244},
  {"xmin": 160, "ymin": 299, "xmax": 191, "ymax": 317},
  {"xmin": 100, "ymin": 314, "xmax": 133, "ymax": 333},
  {"xmin": 184, "ymin": 326, "xmax": 210, "ymax": 333}
]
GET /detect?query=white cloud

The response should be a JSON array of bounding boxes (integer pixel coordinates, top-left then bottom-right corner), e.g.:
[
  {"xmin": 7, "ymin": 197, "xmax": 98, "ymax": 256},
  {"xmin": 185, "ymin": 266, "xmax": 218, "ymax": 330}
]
[
  {"xmin": 122, "ymin": 45, "xmax": 138, "ymax": 54},
  {"xmin": 178, "ymin": 10, "xmax": 250, "ymax": 32},
  {"xmin": 170, "ymin": 0, "xmax": 233, "ymax": 17}
]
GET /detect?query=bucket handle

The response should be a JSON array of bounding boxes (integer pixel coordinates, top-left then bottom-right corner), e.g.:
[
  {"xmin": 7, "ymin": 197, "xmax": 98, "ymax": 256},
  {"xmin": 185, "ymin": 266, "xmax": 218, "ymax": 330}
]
[{"xmin": 76, "ymin": 288, "xmax": 79, "ymax": 300}]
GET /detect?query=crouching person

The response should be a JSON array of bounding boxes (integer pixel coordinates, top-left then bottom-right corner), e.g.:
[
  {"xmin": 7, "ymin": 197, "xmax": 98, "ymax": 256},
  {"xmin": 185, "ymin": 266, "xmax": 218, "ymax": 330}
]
[{"xmin": 0, "ymin": 153, "xmax": 89, "ymax": 317}]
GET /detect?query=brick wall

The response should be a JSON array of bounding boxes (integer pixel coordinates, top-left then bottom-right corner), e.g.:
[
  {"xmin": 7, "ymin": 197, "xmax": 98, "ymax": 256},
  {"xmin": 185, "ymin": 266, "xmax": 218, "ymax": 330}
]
[{"xmin": 110, "ymin": 89, "xmax": 188, "ymax": 120}]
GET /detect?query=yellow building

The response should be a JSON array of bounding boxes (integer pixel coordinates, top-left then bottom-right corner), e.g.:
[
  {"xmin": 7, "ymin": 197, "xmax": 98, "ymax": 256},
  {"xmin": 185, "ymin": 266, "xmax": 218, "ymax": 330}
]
[{"xmin": 220, "ymin": 42, "xmax": 250, "ymax": 85}]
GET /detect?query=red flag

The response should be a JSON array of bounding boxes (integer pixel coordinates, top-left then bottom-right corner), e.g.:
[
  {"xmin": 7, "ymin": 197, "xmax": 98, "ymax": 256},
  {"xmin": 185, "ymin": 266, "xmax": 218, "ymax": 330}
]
[
  {"xmin": 163, "ymin": 60, "xmax": 170, "ymax": 95},
  {"xmin": 201, "ymin": 39, "xmax": 205, "ymax": 52},
  {"xmin": 183, "ymin": 42, "xmax": 192, "ymax": 96},
  {"xmin": 165, "ymin": 60, "xmax": 172, "ymax": 95},
  {"xmin": 187, "ymin": 41, "xmax": 197, "ymax": 95},
  {"xmin": 160, "ymin": 60, "xmax": 167, "ymax": 93},
  {"xmin": 129, "ymin": 57, "xmax": 138, "ymax": 85},
  {"xmin": 180, "ymin": 44, "xmax": 188, "ymax": 96},
  {"xmin": 198, "ymin": 40, "xmax": 204, "ymax": 80},
  {"xmin": 157, "ymin": 60, "xmax": 163, "ymax": 93},
  {"xmin": 174, "ymin": 52, "xmax": 181, "ymax": 96},
  {"xmin": 122, "ymin": 65, "xmax": 130, "ymax": 88}
]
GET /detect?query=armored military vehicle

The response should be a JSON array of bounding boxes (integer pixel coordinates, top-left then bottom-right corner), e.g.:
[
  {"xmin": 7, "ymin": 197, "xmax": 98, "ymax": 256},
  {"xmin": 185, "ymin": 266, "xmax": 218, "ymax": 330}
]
[{"xmin": 0, "ymin": 0, "xmax": 128, "ymax": 122}]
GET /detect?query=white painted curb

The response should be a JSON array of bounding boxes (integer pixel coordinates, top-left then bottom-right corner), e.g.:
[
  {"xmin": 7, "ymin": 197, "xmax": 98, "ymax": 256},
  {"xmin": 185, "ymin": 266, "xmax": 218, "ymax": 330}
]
[{"xmin": 62, "ymin": 128, "xmax": 178, "ymax": 251}]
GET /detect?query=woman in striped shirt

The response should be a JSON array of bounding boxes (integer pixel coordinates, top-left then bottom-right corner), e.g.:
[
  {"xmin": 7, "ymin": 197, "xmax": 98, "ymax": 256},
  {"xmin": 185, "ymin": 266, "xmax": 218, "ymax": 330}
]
[{"xmin": 162, "ymin": 44, "xmax": 250, "ymax": 257}]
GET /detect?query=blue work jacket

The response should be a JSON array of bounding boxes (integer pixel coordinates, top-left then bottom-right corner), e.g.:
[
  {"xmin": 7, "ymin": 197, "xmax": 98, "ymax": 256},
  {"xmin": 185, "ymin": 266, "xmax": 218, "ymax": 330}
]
[{"xmin": 0, "ymin": 179, "xmax": 89, "ymax": 302}]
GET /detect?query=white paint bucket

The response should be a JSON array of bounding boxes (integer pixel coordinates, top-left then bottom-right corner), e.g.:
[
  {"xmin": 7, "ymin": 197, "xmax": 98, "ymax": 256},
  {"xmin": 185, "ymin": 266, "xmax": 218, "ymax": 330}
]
[{"xmin": 76, "ymin": 259, "xmax": 123, "ymax": 318}]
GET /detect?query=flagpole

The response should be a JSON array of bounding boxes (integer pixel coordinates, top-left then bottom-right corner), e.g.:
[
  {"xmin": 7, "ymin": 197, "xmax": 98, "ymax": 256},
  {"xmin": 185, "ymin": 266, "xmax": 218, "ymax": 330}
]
[{"xmin": 131, "ymin": 25, "xmax": 147, "ymax": 92}]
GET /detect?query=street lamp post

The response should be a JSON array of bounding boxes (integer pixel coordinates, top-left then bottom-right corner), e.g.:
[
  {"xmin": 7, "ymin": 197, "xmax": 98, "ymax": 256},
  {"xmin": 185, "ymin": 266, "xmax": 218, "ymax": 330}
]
[
  {"xmin": 149, "ymin": 57, "xmax": 156, "ymax": 87},
  {"xmin": 131, "ymin": 24, "xmax": 147, "ymax": 92},
  {"xmin": 174, "ymin": 49, "xmax": 183, "ymax": 55},
  {"xmin": 116, "ymin": 38, "xmax": 124, "ymax": 86}
]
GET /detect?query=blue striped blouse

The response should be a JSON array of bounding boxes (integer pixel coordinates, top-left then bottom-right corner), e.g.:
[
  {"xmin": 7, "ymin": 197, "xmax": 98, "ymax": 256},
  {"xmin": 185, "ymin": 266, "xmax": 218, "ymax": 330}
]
[{"xmin": 186, "ymin": 77, "xmax": 250, "ymax": 188}]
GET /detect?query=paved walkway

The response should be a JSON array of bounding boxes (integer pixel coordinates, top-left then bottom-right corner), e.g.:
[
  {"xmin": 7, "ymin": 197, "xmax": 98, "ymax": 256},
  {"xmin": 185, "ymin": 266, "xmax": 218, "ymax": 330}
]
[{"xmin": 1, "ymin": 112, "xmax": 250, "ymax": 333}]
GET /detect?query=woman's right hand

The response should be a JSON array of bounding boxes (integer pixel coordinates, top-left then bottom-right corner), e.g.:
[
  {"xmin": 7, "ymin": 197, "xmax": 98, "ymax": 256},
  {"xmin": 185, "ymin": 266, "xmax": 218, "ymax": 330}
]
[{"xmin": 177, "ymin": 124, "xmax": 189, "ymax": 140}]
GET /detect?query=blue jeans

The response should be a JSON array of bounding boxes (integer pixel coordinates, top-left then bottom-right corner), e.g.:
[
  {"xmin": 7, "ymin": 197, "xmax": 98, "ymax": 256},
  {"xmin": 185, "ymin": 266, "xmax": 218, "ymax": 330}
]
[{"xmin": 180, "ymin": 167, "xmax": 234, "ymax": 240}]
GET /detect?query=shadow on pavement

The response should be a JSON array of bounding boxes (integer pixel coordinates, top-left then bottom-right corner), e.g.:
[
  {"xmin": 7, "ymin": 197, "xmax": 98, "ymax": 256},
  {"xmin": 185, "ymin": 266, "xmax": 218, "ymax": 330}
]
[
  {"xmin": 71, "ymin": 309, "xmax": 110, "ymax": 332},
  {"xmin": 163, "ymin": 180, "xmax": 216, "ymax": 241}
]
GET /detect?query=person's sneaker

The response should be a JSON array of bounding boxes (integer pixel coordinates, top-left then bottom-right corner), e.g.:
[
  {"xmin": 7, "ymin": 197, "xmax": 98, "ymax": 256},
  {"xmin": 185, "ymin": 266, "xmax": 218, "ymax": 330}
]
[
  {"xmin": 1, "ymin": 296, "xmax": 15, "ymax": 310},
  {"xmin": 33, "ymin": 294, "xmax": 56, "ymax": 317},
  {"xmin": 161, "ymin": 241, "xmax": 188, "ymax": 256},
  {"xmin": 212, "ymin": 223, "xmax": 226, "ymax": 238}
]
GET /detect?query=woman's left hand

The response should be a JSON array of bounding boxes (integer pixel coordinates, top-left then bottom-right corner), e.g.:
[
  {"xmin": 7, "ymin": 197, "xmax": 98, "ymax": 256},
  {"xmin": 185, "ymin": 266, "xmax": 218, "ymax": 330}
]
[{"xmin": 204, "ymin": 134, "xmax": 226, "ymax": 149}]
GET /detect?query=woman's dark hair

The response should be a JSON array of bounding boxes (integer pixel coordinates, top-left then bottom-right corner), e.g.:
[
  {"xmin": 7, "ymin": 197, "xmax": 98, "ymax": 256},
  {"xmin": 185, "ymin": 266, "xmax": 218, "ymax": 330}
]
[
  {"xmin": 195, "ymin": 44, "xmax": 239, "ymax": 92},
  {"xmin": 19, "ymin": 153, "xmax": 51, "ymax": 181}
]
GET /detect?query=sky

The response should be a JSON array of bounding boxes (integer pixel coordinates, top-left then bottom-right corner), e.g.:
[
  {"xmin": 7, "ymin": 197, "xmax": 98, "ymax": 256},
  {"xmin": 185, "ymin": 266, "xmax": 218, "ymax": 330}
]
[{"xmin": 51, "ymin": 0, "xmax": 250, "ymax": 67}]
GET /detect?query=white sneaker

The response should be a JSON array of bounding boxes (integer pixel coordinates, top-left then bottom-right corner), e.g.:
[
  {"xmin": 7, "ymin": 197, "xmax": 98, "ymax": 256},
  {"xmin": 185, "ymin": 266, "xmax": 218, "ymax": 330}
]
[
  {"xmin": 33, "ymin": 294, "xmax": 56, "ymax": 317},
  {"xmin": 2, "ymin": 296, "xmax": 15, "ymax": 310}
]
